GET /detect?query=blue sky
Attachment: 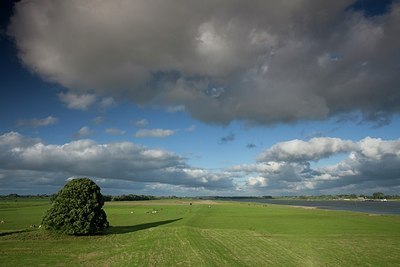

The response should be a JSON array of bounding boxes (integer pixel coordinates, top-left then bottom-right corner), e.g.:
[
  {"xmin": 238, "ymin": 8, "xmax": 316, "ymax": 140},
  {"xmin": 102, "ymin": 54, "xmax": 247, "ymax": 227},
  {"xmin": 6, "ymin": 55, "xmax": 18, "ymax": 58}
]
[{"xmin": 1, "ymin": 0, "xmax": 400, "ymax": 196}]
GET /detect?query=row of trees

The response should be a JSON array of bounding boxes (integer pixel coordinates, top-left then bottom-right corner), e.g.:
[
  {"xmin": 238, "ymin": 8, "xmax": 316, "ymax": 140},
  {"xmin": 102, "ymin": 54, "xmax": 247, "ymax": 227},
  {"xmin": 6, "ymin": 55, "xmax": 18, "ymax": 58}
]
[
  {"xmin": 2, "ymin": 193, "xmax": 400, "ymax": 201},
  {"xmin": 103, "ymin": 194, "xmax": 157, "ymax": 202},
  {"xmin": 0, "ymin": 193, "xmax": 158, "ymax": 202},
  {"xmin": 0, "ymin": 194, "xmax": 53, "ymax": 200}
]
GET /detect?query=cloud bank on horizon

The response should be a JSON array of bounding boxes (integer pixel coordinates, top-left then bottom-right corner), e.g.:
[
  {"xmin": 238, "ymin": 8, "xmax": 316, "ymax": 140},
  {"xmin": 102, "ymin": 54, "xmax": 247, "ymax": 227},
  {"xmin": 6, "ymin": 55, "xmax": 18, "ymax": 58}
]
[
  {"xmin": 8, "ymin": 0, "xmax": 400, "ymax": 125},
  {"xmin": 1, "ymin": 132, "xmax": 399, "ymax": 195},
  {"xmin": 0, "ymin": 132, "xmax": 236, "ymax": 194},
  {"xmin": 233, "ymin": 136, "xmax": 400, "ymax": 194}
]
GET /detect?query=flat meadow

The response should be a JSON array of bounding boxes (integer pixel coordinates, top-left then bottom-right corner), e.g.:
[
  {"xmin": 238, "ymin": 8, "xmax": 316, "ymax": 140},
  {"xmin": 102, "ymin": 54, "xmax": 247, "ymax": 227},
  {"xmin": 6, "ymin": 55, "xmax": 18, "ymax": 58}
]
[{"xmin": 1, "ymin": 199, "xmax": 399, "ymax": 266}]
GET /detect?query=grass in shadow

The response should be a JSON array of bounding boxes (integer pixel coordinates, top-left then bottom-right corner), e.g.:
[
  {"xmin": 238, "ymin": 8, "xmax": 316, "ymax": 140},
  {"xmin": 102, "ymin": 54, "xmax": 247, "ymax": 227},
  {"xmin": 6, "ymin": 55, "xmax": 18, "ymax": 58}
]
[
  {"xmin": 106, "ymin": 218, "xmax": 182, "ymax": 235},
  {"xmin": 0, "ymin": 229, "xmax": 29, "ymax": 237}
]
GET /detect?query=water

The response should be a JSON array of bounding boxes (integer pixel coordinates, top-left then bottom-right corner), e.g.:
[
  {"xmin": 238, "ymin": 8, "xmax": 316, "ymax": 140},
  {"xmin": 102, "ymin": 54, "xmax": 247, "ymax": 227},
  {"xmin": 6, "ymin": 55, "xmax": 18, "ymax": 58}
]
[{"xmin": 228, "ymin": 199, "xmax": 400, "ymax": 215}]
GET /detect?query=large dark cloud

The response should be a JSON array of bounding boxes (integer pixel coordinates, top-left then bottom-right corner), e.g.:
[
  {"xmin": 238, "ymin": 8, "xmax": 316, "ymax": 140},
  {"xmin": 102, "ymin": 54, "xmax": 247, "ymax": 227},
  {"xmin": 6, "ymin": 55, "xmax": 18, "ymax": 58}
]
[{"xmin": 8, "ymin": 0, "xmax": 400, "ymax": 125}]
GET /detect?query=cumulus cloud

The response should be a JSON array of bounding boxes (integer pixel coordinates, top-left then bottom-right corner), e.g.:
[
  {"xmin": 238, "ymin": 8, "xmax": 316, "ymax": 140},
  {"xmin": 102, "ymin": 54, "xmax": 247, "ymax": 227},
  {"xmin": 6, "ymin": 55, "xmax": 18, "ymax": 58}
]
[
  {"xmin": 8, "ymin": 0, "xmax": 400, "ymax": 125},
  {"xmin": 234, "ymin": 136, "xmax": 400, "ymax": 194},
  {"xmin": 59, "ymin": 92, "xmax": 116, "ymax": 111},
  {"xmin": 0, "ymin": 132, "xmax": 235, "ymax": 192},
  {"xmin": 230, "ymin": 162, "xmax": 308, "ymax": 184},
  {"xmin": 0, "ymin": 131, "xmax": 40, "ymax": 148},
  {"xmin": 246, "ymin": 176, "xmax": 268, "ymax": 187},
  {"xmin": 59, "ymin": 92, "xmax": 96, "ymax": 111},
  {"xmin": 135, "ymin": 129, "xmax": 176, "ymax": 138},
  {"xmin": 74, "ymin": 126, "xmax": 94, "ymax": 138},
  {"xmin": 1, "ymin": 132, "xmax": 399, "ymax": 195},
  {"xmin": 17, "ymin": 116, "xmax": 58, "ymax": 128},
  {"xmin": 258, "ymin": 137, "xmax": 357, "ymax": 162}
]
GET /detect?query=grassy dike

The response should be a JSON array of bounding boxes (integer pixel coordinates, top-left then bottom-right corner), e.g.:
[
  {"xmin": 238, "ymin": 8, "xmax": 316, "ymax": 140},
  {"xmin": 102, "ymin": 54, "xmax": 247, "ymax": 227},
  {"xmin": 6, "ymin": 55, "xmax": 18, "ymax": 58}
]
[{"xmin": 1, "ymin": 199, "xmax": 399, "ymax": 266}]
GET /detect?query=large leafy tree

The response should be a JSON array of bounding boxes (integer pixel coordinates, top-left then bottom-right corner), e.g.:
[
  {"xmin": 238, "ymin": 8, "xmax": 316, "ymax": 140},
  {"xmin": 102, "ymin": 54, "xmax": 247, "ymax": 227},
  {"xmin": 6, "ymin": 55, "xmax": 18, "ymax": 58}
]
[{"xmin": 42, "ymin": 178, "xmax": 109, "ymax": 235}]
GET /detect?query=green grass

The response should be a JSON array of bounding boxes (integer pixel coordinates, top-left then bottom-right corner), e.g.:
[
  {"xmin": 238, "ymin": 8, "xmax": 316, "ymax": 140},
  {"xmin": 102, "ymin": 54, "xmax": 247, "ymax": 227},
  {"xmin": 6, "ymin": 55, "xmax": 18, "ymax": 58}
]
[{"xmin": 1, "ymin": 199, "xmax": 399, "ymax": 266}]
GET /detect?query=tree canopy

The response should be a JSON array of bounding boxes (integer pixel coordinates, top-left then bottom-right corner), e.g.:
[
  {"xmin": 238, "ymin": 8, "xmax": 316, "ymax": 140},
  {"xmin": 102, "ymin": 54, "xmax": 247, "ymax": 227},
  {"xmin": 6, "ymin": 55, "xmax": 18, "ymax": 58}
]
[
  {"xmin": 372, "ymin": 192, "xmax": 385, "ymax": 199},
  {"xmin": 42, "ymin": 178, "xmax": 109, "ymax": 235}
]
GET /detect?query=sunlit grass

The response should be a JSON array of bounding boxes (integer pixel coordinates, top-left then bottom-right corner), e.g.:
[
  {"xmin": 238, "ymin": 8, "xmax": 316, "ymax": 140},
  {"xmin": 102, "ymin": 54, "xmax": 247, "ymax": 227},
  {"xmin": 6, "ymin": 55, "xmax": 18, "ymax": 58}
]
[{"xmin": 1, "ymin": 199, "xmax": 399, "ymax": 266}]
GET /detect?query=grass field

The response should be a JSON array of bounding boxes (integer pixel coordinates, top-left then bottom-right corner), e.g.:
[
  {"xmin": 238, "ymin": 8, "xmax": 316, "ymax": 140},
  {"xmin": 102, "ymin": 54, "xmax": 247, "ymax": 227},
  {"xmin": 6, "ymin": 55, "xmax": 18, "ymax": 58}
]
[{"xmin": 1, "ymin": 199, "xmax": 399, "ymax": 266}]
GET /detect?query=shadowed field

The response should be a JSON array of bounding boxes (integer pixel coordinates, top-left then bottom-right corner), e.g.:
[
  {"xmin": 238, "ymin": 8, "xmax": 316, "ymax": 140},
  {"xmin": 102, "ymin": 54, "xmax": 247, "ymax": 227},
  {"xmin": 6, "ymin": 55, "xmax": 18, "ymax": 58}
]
[{"xmin": 1, "ymin": 199, "xmax": 399, "ymax": 266}]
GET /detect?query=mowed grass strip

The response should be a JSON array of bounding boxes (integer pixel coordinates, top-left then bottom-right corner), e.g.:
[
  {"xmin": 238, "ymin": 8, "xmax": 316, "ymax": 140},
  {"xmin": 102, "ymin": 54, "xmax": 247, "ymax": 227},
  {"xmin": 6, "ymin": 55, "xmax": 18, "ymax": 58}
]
[{"xmin": 1, "ymin": 199, "xmax": 399, "ymax": 266}]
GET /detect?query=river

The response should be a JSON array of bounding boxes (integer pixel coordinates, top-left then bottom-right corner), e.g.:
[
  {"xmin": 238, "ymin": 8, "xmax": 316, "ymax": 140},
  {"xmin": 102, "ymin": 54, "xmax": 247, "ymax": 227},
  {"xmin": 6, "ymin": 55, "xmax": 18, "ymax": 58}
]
[{"xmin": 228, "ymin": 199, "xmax": 400, "ymax": 215}]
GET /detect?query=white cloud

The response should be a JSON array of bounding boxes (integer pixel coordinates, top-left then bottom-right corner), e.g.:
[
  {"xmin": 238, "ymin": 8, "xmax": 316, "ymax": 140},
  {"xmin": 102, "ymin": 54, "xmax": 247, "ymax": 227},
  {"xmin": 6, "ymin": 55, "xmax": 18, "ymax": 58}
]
[
  {"xmin": 59, "ymin": 92, "xmax": 96, "ymax": 111},
  {"xmin": 258, "ymin": 137, "xmax": 357, "ymax": 162},
  {"xmin": 74, "ymin": 126, "xmax": 94, "ymax": 138},
  {"xmin": 358, "ymin": 137, "xmax": 400, "ymax": 160},
  {"xmin": 0, "ymin": 132, "xmax": 234, "ymax": 192},
  {"xmin": 17, "ymin": 116, "xmax": 58, "ymax": 128},
  {"xmin": 9, "ymin": 1, "xmax": 400, "ymax": 125},
  {"xmin": 246, "ymin": 176, "xmax": 268, "ymax": 187},
  {"xmin": 105, "ymin": 128, "xmax": 126, "ymax": 135},
  {"xmin": 230, "ymin": 162, "xmax": 307, "ymax": 184},
  {"xmin": 135, "ymin": 129, "xmax": 176, "ymax": 138},
  {"xmin": 227, "ymin": 137, "xmax": 400, "ymax": 194},
  {"xmin": 258, "ymin": 136, "xmax": 400, "ymax": 164},
  {"xmin": 134, "ymin": 119, "xmax": 149, "ymax": 128},
  {"xmin": 0, "ymin": 132, "xmax": 41, "ymax": 149},
  {"xmin": 1, "ymin": 132, "xmax": 399, "ymax": 195}
]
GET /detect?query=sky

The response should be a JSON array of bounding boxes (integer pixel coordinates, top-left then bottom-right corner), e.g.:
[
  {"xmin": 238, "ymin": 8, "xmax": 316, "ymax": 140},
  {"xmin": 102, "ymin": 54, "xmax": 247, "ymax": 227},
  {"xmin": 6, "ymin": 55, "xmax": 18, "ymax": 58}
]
[{"xmin": 1, "ymin": 0, "xmax": 400, "ymax": 196}]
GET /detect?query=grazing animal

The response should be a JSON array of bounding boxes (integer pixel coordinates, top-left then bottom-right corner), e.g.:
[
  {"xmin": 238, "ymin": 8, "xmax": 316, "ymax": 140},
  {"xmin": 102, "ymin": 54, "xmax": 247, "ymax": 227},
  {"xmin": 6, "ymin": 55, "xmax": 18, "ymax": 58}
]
[{"xmin": 0, "ymin": 220, "xmax": 4, "ymax": 224}]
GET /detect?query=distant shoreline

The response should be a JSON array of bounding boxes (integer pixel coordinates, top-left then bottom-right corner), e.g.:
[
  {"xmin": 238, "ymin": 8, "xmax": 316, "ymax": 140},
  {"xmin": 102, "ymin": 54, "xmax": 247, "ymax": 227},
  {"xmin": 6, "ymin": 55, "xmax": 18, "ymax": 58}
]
[{"xmin": 223, "ymin": 198, "xmax": 400, "ymax": 215}]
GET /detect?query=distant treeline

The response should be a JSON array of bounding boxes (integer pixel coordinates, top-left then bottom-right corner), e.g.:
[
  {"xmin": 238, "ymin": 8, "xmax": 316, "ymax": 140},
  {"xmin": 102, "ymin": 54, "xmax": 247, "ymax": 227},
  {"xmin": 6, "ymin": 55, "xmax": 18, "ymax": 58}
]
[
  {"xmin": 103, "ymin": 194, "xmax": 158, "ymax": 202},
  {"xmin": 0, "ymin": 193, "xmax": 159, "ymax": 202},
  {"xmin": 1, "ymin": 192, "xmax": 399, "ymax": 201},
  {"xmin": 0, "ymin": 193, "xmax": 53, "ymax": 200}
]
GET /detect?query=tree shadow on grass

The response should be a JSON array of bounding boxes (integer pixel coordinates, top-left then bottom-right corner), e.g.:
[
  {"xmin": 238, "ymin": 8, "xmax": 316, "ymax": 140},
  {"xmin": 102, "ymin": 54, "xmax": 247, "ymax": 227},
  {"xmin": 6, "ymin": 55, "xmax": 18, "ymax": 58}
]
[
  {"xmin": 0, "ymin": 229, "xmax": 29, "ymax": 237},
  {"xmin": 106, "ymin": 218, "xmax": 182, "ymax": 235}
]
